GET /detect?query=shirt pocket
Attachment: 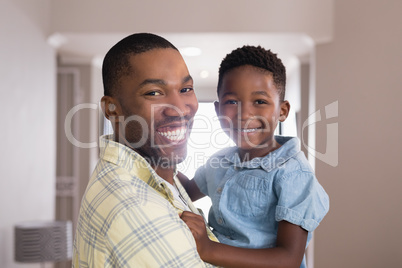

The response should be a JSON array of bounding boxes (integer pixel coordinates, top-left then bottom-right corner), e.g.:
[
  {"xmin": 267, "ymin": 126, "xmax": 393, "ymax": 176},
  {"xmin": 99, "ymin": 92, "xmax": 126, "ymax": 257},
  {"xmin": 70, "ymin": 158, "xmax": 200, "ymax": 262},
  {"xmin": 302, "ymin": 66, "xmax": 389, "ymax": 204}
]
[{"xmin": 223, "ymin": 173, "xmax": 272, "ymax": 217}]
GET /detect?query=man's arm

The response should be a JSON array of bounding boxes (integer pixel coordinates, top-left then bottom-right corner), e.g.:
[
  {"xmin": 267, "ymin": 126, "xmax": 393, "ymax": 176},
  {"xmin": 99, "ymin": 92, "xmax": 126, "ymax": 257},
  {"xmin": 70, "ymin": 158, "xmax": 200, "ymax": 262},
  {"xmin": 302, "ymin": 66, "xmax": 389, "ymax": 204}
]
[
  {"xmin": 177, "ymin": 171, "xmax": 206, "ymax": 201},
  {"xmin": 181, "ymin": 211, "xmax": 307, "ymax": 268}
]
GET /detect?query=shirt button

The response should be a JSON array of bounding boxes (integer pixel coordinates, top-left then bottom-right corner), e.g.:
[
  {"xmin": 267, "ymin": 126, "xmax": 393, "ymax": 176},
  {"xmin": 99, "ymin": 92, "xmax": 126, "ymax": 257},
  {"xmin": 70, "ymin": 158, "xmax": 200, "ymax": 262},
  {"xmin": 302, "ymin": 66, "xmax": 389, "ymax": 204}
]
[
  {"xmin": 217, "ymin": 187, "xmax": 222, "ymax": 193},
  {"xmin": 217, "ymin": 218, "xmax": 223, "ymax": 225}
]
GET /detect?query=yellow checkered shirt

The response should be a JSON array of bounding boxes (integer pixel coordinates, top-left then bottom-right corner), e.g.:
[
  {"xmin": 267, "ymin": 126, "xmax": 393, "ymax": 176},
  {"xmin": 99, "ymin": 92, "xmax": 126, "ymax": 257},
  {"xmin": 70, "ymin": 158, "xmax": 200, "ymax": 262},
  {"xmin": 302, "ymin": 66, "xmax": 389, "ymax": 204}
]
[{"xmin": 73, "ymin": 135, "xmax": 218, "ymax": 267}]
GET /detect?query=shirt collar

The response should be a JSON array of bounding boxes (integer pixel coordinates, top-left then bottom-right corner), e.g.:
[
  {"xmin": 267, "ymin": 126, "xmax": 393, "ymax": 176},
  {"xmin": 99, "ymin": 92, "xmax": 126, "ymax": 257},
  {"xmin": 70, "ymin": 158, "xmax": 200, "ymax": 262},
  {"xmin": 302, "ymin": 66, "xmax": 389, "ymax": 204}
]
[
  {"xmin": 224, "ymin": 136, "xmax": 300, "ymax": 172},
  {"xmin": 98, "ymin": 135, "xmax": 221, "ymax": 243},
  {"xmin": 99, "ymin": 135, "xmax": 173, "ymax": 199}
]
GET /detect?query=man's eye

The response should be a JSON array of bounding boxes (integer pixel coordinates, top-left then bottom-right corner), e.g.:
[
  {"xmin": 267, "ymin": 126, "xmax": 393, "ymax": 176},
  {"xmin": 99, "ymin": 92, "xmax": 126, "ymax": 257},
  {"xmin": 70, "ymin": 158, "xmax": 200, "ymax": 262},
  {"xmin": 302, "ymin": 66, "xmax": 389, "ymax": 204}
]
[
  {"xmin": 225, "ymin": 100, "xmax": 237, "ymax": 105},
  {"xmin": 145, "ymin": 91, "xmax": 162, "ymax": 96},
  {"xmin": 180, "ymin": 88, "xmax": 193, "ymax": 93}
]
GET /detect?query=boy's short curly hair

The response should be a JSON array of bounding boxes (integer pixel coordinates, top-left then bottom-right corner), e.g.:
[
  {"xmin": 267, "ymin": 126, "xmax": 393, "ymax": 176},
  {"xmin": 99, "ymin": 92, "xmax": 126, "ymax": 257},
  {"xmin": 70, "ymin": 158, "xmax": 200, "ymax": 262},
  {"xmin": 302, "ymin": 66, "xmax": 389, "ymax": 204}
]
[{"xmin": 217, "ymin": 45, "xmax": 286, "ymax": 101}]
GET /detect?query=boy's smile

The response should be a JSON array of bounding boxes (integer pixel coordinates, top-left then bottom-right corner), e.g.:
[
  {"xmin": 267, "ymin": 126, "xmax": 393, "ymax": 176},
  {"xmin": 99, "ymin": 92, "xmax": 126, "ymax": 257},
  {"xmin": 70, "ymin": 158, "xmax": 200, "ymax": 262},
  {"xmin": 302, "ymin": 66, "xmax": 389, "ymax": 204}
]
[{"xmin": 216, "ymin": 65, "xmax": 289, "ymax": 160}]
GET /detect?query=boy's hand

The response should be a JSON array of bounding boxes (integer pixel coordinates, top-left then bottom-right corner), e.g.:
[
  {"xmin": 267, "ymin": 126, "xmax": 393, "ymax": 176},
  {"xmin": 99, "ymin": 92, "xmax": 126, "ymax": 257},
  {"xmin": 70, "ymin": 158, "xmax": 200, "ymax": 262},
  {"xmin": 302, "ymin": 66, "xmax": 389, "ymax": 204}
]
[{"xmin": 180, "ymin": 211, "xmax": 214, "ymax": 260}]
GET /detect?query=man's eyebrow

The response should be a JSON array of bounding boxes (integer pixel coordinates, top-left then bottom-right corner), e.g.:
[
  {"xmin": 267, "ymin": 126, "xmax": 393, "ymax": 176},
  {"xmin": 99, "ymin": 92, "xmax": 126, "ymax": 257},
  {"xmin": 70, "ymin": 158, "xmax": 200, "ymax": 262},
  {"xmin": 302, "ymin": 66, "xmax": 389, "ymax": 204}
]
[
  {"xmin": 182, "ymin": 75, "xmax": 193, "ymax": 84},
  {"xmin": 138, "ymin": 75, "xmax": 193, "ymax": 88},
  {"xmin": 138, "ymin": 79, "xmax": 167, "ymax": 88}
]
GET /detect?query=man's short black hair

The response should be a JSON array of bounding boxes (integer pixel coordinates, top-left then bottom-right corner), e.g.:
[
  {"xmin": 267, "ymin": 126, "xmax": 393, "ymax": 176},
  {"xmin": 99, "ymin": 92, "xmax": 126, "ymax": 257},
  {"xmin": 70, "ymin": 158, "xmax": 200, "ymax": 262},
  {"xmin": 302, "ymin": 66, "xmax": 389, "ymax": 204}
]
[
  {"xmin": 217, "ymin": 45, "xmax": 286, "ymax": 101},
  {"xmin": 102, "ymin": 33, "xmax": 178, "ymax": 97}
]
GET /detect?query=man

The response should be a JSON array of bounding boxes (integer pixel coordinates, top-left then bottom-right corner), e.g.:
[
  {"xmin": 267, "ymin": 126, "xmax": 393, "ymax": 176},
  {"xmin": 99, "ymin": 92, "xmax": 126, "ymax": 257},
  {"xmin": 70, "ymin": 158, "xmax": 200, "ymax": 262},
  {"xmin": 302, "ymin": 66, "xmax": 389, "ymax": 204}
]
[{"xmin": 73, "ymin": 33, "xmax": 217, "ymax": 267}]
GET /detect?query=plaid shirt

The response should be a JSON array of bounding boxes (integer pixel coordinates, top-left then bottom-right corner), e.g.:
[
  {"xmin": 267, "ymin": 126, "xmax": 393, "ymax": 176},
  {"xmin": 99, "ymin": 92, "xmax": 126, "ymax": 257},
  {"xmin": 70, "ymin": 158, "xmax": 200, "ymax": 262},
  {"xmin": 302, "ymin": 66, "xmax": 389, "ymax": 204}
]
[{"xmin": 73, "ymin": 135, "xmax": 217, "ymax": 267}]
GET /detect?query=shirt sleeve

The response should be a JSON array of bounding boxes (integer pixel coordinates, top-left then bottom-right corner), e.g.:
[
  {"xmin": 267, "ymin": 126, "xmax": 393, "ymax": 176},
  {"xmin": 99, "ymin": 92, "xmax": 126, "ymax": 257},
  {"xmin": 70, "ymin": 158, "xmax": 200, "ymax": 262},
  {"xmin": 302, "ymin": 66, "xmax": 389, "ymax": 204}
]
[
  {"xmin": 274, "ymin": 170, "xmax": 329, "ymax": 232},
  {"xmin": 193, "ymin": 164, "xmax": 209, "ymax": 196},
  {"xmin": 105, "ymin": 201, "xmax": 215, "ymax": 267}
]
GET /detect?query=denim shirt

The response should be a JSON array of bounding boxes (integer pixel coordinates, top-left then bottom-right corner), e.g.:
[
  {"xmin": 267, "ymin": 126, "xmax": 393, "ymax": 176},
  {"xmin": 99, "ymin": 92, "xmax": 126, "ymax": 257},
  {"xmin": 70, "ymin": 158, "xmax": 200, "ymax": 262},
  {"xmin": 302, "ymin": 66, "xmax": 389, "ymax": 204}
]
[{"xmin": 194, "ymin": 136, "xmax": 329, "ymax": 268}]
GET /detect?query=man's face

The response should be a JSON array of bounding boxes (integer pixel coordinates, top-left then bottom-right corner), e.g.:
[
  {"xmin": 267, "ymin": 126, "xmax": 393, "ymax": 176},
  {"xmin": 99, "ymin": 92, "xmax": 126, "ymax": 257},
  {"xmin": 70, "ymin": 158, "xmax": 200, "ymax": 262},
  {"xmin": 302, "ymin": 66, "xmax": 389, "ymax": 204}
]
[{"xmin": 113, "ymin": 48, "xmax": 198, "ymax": 167}]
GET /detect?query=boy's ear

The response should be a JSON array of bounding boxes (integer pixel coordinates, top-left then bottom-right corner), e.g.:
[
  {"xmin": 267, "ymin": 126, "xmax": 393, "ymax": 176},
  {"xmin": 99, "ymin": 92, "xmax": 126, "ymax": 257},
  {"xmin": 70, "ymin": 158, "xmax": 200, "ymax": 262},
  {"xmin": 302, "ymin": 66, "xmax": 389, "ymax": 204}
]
[
  {"xmin": 279, "ymin": 100, "xmax": 290, "ymax": 122},
  {"xmin": 214, "ymin": 101, "xmax": 220, "ymax": 116},
  {"xmin": 101, "ymin": 96, "xmax": 122, "ymax": 123}
]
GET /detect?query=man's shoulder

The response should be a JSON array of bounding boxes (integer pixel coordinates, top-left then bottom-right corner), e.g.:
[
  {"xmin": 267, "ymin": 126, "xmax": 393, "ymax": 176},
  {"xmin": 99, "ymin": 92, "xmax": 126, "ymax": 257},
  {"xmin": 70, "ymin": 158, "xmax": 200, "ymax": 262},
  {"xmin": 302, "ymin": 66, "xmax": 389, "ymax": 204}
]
[{"xmin": 81, "ymin": 161, "xmax": 159, "ymax": 229}]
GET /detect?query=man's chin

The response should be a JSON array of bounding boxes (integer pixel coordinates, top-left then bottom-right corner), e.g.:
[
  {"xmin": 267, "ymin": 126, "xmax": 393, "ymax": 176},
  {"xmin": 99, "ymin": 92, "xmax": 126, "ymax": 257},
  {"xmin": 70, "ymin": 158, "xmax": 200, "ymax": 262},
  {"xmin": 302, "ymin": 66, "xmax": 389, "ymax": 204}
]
[
  {"xmin": 146, "ymin": 154, "xmax": 185, "ymax": 169},
  {"xmin": 146, "ymin": 145, "xmax": 187, "ymax": 167},
  {"xmin": 162, "ymin": 151, "xmax": 187, "ymax": 165}
]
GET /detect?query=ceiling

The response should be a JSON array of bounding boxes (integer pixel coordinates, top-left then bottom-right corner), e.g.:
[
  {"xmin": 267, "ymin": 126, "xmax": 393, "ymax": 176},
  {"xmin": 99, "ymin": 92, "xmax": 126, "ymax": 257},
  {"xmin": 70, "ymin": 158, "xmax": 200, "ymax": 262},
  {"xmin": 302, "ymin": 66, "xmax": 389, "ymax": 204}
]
[{"xmin": 54, "ymin": 32, "xmax": 314, "ymax": 101}]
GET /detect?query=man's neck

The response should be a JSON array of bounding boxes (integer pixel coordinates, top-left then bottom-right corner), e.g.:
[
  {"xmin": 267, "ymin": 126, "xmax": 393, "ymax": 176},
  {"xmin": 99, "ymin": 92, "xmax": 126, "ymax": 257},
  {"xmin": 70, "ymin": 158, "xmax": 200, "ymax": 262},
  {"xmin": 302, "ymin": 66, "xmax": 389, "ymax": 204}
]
[
  {"xmin": 112, "ymin": 133, "xmax": 176, "ymax": 184},
  {"xmin": 153, "ymin": 166, "xmax": 175, "ymax": 185}
]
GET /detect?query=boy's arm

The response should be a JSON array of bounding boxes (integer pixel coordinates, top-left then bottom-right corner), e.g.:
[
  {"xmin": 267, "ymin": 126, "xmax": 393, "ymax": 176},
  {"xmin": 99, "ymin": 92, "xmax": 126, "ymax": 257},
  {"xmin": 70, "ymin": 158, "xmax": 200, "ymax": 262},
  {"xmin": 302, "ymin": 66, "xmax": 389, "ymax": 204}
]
[
  {"xmin": 181, "ymin": 211, "xmax": 307, "ymax": 268},
  {"xmin": 177, "ymin": 171, "xmax": 206, "ymax": 201}
]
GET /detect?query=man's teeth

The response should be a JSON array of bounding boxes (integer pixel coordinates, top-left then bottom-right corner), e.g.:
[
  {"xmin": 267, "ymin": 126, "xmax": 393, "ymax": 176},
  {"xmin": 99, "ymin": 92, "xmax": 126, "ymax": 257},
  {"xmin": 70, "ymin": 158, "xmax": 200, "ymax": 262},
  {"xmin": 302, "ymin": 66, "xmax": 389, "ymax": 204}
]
[{"xmin": 158, "ymin": 128, "xmax": 187, "ymax": 141}]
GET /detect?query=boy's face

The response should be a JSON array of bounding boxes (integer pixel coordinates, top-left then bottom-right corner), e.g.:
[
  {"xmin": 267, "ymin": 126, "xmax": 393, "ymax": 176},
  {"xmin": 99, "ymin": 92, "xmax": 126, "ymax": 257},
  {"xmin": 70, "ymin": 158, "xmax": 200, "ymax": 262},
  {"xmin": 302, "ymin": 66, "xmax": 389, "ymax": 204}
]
[{"xmin": 215, "ymin": 65, "xmax": 289, "ymax": 156}]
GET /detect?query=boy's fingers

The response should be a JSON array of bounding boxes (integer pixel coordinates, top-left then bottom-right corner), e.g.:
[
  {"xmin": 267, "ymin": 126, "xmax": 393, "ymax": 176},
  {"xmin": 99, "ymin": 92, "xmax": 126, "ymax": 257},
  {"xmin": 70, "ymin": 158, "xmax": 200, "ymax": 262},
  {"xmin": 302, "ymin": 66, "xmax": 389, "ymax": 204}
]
[
  {"xmin": 181, "ymin": 211, "xmax": 201, "ymax": 221},
  {"xmin": 181, "ymin": 213, "xmax": 205, "ymax": 229}
]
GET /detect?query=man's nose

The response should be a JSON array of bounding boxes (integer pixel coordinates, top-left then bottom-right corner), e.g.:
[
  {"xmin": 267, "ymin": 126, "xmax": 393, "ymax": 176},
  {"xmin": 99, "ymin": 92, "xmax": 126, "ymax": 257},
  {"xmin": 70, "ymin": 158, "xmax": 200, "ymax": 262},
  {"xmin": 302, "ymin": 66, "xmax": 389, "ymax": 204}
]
[{"xmin": 163, "ymin": 95, "xmax": 191, "ymax": 117}]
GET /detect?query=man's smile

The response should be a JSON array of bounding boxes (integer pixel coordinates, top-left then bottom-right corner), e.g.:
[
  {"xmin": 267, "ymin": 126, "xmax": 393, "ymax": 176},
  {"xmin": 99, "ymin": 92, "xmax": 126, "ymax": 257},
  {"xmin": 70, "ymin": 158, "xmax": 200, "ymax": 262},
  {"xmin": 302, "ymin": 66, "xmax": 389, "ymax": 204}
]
[{"xmin": 157, "ymin": 126, "xmax": 187, "ymax": 141}]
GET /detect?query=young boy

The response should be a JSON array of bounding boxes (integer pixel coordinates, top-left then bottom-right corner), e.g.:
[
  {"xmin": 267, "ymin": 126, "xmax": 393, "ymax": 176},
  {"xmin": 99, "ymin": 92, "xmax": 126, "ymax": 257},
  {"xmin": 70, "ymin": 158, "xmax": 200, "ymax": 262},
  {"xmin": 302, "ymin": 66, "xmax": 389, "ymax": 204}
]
[{"xmin": 179, "ymin": 45, "xmax": 329, "ymax": 268}]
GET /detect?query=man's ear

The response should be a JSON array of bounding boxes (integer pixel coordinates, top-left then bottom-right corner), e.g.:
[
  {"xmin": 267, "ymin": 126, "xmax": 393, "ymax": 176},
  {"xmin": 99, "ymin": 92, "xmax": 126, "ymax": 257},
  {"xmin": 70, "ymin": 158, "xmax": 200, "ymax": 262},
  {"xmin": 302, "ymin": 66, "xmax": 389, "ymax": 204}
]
[
  {"xmin": 214, "ymin": 101, "xmax": 220, "ymax": 116},
  {"xmin": 101, "ymin": 96, "xmax": 122, "ymax": 123},
  {"xmin": 279, "ymin": 100, "xmax": 290, "ymax": 122}
]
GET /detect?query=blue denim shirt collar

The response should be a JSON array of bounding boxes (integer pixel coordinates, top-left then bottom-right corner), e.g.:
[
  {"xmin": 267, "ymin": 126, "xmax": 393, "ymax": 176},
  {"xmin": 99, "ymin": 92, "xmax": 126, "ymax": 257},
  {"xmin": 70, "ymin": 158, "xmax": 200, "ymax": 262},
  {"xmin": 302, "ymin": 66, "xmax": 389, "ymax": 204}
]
[{"xmin": 223, "ymin": 136, "xmax": 300, "ymax": 172}]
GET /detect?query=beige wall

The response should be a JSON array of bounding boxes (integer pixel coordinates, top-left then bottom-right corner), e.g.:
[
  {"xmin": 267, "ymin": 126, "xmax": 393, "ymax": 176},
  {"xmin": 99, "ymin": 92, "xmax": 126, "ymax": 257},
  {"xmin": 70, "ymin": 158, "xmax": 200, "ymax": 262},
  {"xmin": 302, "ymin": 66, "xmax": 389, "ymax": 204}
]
[
  {"xmin": 0, "ymin": 1, "xmax": 56, "ymax": 267},
  {"xmin": 314, "ymin": 0, "xmax": 402, "ymax": 267}
]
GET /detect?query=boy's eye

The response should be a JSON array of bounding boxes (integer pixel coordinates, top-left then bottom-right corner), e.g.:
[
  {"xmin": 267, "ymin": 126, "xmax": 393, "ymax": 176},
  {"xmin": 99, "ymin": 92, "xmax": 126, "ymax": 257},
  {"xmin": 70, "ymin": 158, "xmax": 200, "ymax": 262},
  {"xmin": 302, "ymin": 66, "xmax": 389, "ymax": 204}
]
[
  {"xmin": 145, "ymin": 91, "xmax": 162, "ymax": 96},
  {"xmin": 180, "ymin": 87, "xmax": 193, "ymax": 93},
  {"xmin": 226, "ymin": 100, "xmax": 238, "ymax": 104},
  {"xmin": 255, "ymin": 100, "xmax": 267, "ymax": 105}
]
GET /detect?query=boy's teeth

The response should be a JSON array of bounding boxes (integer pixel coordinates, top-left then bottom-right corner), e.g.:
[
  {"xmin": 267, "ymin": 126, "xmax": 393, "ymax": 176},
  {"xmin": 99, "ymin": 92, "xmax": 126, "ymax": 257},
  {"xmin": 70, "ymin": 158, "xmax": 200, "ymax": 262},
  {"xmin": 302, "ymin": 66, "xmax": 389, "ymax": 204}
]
[
  {"xmin": 158, "ymin": 128, "xmax": 187, "ymax": 141},
  {"xmin": 240, "ymin": 128, "xmax": 258, "ymax": 133}
]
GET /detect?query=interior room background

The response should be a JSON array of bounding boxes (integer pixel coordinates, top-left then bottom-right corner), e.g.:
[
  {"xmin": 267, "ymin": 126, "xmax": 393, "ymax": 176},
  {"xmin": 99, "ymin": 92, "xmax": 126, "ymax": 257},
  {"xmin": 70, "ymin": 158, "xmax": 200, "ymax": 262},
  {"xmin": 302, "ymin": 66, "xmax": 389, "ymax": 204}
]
[{"xmin": 1, "ymin": 0, "xmax": 401, "ymax": 267}]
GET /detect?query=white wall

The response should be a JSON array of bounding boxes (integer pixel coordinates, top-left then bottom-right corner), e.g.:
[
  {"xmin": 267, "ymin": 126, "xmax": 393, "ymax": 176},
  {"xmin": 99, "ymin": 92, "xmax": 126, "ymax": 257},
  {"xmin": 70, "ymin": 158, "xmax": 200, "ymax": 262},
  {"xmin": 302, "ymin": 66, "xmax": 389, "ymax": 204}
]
[
  {"xmin": 314, "ymin": 0, "xmax": 402, "ymax": 267},
  {"xmin": 0, "ymin": 1, "xmax": 55, "ymax": 267},
  {"xmin": 50, "ymin": 0, "xmax": 333, "ymax": 43}
]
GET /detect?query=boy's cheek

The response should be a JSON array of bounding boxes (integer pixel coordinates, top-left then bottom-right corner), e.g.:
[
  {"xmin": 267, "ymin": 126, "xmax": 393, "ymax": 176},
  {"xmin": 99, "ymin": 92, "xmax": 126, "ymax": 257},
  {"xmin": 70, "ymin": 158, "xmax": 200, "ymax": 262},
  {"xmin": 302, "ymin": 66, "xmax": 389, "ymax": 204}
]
[{"xmin": 219, "ymin": 118, "xmax": 234, "ymax": 132}]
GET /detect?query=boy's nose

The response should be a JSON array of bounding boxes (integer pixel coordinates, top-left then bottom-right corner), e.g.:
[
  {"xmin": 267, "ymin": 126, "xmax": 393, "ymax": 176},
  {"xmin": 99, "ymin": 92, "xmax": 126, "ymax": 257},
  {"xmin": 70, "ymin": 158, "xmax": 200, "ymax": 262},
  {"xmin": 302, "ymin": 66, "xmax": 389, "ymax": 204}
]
[{"xmin": 239, "ymin": 102, "xmax": 253, "ymax": 120}]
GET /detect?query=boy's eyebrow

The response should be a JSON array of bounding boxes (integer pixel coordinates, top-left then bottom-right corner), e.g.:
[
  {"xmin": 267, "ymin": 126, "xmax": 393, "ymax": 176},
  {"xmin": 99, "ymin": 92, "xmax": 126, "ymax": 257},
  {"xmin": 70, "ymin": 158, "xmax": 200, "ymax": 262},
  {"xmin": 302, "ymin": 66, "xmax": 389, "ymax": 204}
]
[
  {"xmin": 252, "ymin": 90, "xmax": 272, "ymax": 98},
  {"xmin": 221, "ymin": 91, "xmax": 272, "ymax": 98},
  {"xmin": 221, "ymin": 92, "xmax": 236, "ymax": 98}
]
